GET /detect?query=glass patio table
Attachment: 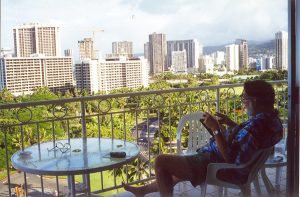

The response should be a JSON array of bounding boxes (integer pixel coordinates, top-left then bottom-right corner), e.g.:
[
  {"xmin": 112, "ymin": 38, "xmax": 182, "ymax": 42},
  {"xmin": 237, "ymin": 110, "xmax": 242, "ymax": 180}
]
[{"xmin": 11, "ymin": 138, "xmax": 140, "ymax": 197}]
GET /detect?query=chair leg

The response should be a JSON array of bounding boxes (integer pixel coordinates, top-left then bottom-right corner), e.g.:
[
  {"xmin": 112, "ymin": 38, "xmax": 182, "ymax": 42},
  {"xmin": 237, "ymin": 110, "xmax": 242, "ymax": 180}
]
[
  {"xmin": 275, "ymin": 166, "xmax": 283, "ymax": 190},
  {"xmin": 217, "ymin": 186, "xmax": 223, "ymax": 197},
  {"xmin": 200, "ymin": 183, "xmax": 207, "ymax": 197},
  {"xmin": 261, "ymin": 168, "xmax": 275, "ymax": 195},
  {"xmin": 240, "ymin": 185, "xmax": 251, "ymax": 197},
  {"xmin": 253, "ymin": 175, "xmax": 262, "ymax": 197}
]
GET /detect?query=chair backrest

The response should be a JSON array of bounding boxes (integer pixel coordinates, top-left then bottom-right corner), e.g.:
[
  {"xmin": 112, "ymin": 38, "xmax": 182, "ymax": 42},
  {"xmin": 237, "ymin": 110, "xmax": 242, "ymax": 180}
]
[
  {"xmin": 244, "ymin": 146, "xmax": 273, "ymax": 184},
  {"xmin": 176, "ymin": 112, "xmax": 211, "ymax": 154}
]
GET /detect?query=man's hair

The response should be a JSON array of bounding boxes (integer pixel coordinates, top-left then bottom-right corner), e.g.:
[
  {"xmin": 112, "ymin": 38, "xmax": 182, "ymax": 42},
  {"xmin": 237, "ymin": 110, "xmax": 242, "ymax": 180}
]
[{"xmin": 244, "ymin": 80, "xmax": 275, "ymax": 108}]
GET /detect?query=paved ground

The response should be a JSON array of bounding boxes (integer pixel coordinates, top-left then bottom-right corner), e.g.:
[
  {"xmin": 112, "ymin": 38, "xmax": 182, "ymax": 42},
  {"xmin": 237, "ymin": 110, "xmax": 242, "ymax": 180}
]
[
  {"xmin": 0, "ymin": 166, "xmax": 287, "ymax": 197},
  {"xmin": 0, "ymin": 172, "xmax": 69, "ymax": 196},
  {"xmin": 111, "ymin": 167, "xmax": 287, "ymax": 197}
]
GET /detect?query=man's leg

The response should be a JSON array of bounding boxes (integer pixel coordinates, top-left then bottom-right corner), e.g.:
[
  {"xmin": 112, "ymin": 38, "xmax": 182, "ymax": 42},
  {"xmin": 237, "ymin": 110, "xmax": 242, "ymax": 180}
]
[
  {"xmin": 124, "ymin": 153, "xmax": 208, "ymax": 197},
  {"xmin": 155, "ymin": 154, "xmax": 204, "ymax": 197}
]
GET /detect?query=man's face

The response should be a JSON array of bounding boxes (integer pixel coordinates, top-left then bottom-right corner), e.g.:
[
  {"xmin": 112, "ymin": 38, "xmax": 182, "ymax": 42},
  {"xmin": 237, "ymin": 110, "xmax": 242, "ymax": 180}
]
[{"xmin": 241, "ymin": 92, "xmax": 256, "ymax": 117}]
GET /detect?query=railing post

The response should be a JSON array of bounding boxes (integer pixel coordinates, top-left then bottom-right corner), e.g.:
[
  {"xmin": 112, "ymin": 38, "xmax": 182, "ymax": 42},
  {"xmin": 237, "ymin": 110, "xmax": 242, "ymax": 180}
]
[
  {"xmin": 216, "ymin": 88, "xmax": 220, "ymax": 112},
  {"xmin": 3, "ymin": 127, "xmax": 12, "ymax": 197},
  {"xmin": 81, "ymin": 99, "xmax": 87, "ymax": 138},
  {"xmin": 80, "ymin": 99, "xmax": 91, "ymax": 196}
]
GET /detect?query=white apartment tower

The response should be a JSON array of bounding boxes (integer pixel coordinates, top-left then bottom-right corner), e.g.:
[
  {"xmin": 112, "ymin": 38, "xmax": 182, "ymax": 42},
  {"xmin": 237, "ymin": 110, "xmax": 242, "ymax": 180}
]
[
  {"xmin": 75, "ymin": 57, "xmax": 149, "ymax": 93},
  {"xmin": 149, "ymin": 33, "xmax": 167, "ymax": 75},
  {"xmin": 13, "ymin": 23, "xmax": 60, "ymax": 57},
  {"xmin": 0, "ymin": 23, "xmax": 74, "ymax": 95},
  {"xmin": 78, "ymin": 38, "xmax": 95, "ymax": 60},
  {"xmin": 99, "ymin": 58, "xmax": 148, "ymax": 92},
  {"xmin": 212, "ymin": 51, "xmax": 225, "ymax": 65},
  {"xmin": 167, "ymin": 39, "xmax": 201, "ymax": 73},
  {"xmin": 225, "ymin": 44, "xmax": 240, "ymax": 71},
  {"xmin": 171, "ymin": 50, "xmax": 187, "ymax": 73},
  {"xmin": 144, "ymin": 42, "xmax": 150, "ymax": 61},
  {"xmin": 0, "ymin": 56, "xmax": 73, "ymax": 95},
  {"xmin": 236, "ymin": 39, "xmax": 249, "ymax": 70},
  {"xmin": 199, "ymin": 55, "xmax": 214, "ymax": 74},
  {"xmin": 75, "ymin": 59, "xmax": 99, "ymax": 94},
  {"xmin": 112, "ymin": 41, "xmax": 133, "ymax": 57},
  {"xmin": 275, "ymin": 31, "xmax": 288, "ymax": 70}
]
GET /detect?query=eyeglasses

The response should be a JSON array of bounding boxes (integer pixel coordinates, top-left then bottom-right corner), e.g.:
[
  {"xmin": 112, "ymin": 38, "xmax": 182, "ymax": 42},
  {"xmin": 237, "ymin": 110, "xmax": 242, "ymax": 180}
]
[{"xmin": 47, "ymin": 142, "xmax": 71, "ymax": 154}]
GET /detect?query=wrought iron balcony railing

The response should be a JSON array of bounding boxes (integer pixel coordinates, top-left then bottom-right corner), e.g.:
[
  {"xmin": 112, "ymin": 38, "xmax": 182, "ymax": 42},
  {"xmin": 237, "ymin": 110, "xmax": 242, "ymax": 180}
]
[{"xmin": 0, "ymin": 80, "xmax": 287, "ymax": 196}]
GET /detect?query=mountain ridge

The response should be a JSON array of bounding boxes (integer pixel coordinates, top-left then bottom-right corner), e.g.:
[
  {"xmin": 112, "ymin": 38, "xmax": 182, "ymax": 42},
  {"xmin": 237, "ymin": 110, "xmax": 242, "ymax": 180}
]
[{"xmin": 203, "ymin": 39, "xmax": 275, "ymax": 56}]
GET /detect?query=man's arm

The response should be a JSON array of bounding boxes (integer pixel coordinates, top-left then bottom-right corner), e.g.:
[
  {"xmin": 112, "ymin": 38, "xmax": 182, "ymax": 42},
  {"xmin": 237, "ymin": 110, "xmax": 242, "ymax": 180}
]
[
  {"xmin": 203, "ymin": 113, "xmax": 230, "ymax": 162},
  {"xmin": 215, "ymin": 112, "xmax": 238, "ymax": 128}
]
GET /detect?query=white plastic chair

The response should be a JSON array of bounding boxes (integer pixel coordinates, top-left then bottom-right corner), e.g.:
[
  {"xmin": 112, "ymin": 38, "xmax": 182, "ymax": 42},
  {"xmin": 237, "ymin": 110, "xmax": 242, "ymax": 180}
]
[
  {"xmin": 176, "ymin": 111, "xmax": 210, "ymax": 154},
  {"xmin": 176, "ymin": 112, "xmax": 210, "ymax": 193},
  {"xmin": 200, "ymin": 147, "xmax": 273, "ymax": 197}
]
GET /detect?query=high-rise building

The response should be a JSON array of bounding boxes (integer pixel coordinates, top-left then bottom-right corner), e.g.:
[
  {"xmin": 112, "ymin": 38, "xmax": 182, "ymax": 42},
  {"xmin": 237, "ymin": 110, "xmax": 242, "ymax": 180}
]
[
  {"xmin": 149, "ymin": 33, "xmax": 167, "ymax": 75},
  {"xmin": 225, "ymin": 44, "xmax": 239, "ymax": 71},
  {"xmin": 75, "ymin": 57, "xmax": 149, "ymax": 93},
  {"xmin": 275, "ymin": 31, "xmax": 288, "ymax": 70},
  {"xmin": 236, "ymin": 39, "xmax": 249, "ymax": 70},
  {"xmin": 74, "ymin": 59, "xmax": 99, "ymax": 94},
  {"xmin": 112, "ymin": 41, "xmax": 133, "ymax": 57},
  {"xmin": 78, "ymin": 38, "xmax": 95, "ymax": 60},
  {"xmin": 144, "ymin": 42, "xmax": 150, "ymax": 61},
  {"xmin": 64, "ymin": 49, "xmax": 73, "ymax": 57},
  {"xmin": 248, "ymin": 57, "xmax": 257, "ymax": 70},
  {"xmin": 13, "ymin": 23, "xmax": 60, "ymax": 57},
  {"xmin": 171, "ymin": 50, "xmax": 187, "ymax": 73},
  {"xmin": 199, "ymin": 55, "xmax": 214, "ymax": 74},
  {"xmin": 167, "ymin": 39, "xmax": 201, "ymax": 73},
  {"xmin": 211, "ymin": 51, "xmax": 225, "ymax": 65},
  {"xmin": 259, "ymin": 56, "xmax": 275, "ymax": 70},
  {"xmin": 0, "ymin": 56, "xmax": 73, "ymax": 95}
]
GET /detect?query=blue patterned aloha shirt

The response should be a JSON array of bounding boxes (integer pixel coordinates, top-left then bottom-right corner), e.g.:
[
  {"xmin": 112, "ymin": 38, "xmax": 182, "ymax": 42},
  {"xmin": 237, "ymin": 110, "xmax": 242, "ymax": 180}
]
[{"xmin": 198, "ymin": 111, "xmax": 283, "ymax": 184}]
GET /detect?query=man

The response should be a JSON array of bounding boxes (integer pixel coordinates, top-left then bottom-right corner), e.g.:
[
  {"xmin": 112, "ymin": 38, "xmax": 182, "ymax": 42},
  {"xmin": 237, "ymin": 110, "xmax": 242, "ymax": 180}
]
[{"xmin": 125, "ymin": 80, "xmax": 283, "ymax": 197}]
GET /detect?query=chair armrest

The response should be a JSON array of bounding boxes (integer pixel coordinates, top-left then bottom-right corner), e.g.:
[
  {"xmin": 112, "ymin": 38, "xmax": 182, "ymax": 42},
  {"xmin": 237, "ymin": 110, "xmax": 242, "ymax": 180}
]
[
  {"xmin": 206, "ymin": 162, "xmax": 250, "ymax": 182},
  {"xmin": 206, "ymin": 162, "xmax": 242, "ymax": 188}
]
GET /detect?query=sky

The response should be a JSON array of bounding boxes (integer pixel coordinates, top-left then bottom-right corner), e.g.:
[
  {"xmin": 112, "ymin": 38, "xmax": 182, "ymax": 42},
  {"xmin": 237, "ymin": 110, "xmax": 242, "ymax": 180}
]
[{"xmin": 1, "ymin": 0, "xmax": 287, "ymax": 58}]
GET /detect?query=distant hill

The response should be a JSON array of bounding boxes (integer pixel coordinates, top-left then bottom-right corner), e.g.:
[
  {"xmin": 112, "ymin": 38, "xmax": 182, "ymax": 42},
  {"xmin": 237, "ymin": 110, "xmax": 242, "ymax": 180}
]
[{"xmin": 203, "ymin": 40, "xmax": 275, "ymax": 57}]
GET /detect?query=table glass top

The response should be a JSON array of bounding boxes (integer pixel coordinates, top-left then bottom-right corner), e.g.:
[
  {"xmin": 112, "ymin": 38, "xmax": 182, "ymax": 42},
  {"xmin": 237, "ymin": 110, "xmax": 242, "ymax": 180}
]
[{"xmin": 11, "ymin": 138, "xmax": 140, "ymax": 175}]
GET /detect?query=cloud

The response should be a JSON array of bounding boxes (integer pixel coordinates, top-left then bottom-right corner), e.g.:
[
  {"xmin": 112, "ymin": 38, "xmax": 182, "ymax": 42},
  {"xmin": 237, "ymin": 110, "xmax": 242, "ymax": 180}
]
[{"xmin": 1, "ymin": 0, "xmax": 287, "ymax": 57}]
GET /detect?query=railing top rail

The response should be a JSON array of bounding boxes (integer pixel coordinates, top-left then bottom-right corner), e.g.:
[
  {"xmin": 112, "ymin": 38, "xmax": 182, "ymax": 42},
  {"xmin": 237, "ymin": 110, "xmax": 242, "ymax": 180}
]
[{"xmin": 0, "ymin": 80, "xmax": 287, "ymax": 109}]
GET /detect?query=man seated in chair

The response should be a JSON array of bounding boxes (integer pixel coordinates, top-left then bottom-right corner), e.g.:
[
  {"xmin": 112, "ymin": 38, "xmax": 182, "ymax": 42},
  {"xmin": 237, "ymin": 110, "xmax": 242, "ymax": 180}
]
[{"xmin": 124, "ymin": 80, "xmax": 283, "ymax": 197}]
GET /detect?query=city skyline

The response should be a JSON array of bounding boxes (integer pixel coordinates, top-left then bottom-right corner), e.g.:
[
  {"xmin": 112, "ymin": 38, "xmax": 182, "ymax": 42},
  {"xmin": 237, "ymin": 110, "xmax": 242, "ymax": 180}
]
[{"xmin": 2, "ymin": 0, "xmax": 287, "ymax": 57}]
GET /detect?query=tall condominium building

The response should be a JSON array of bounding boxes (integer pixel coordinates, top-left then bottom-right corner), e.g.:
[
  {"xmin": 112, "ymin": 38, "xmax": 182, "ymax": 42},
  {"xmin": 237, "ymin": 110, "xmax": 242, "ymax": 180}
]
[
  {"xmin": 144, "ymin": 42, "xmax": 150, "ymax": 61},
  {"xmin": 75, "ymin": 57, "xmax": 149, "ymax": 93},
  {"xmin": 13, "ymin": 23, "xmax": 60, "ymax": 57},
  {"xmin": 78, "ymin": 38, "xmax": 96, "ymax": 60},
  {"xmin": 74, "ymin": 59, "xmax": 99, "ymax": 93},
  {"xmin": 236, "ymin": 39, "xmax": 248, "ymax": 70},
  {"xmin": 149, "ymin": 33, "xmax": 167, "ymax": 75},
  {"xmin": 64, "ymin": 49, "xmax": 73, "ymax": 57},
  {"xmin": 167, "ymin": 39, "xmax": 201, "ymax": 73},
  {"xmin": 225, "ymin": 44, "xmax": 240, "ymax": 71},
  {"xmin": 275, "ymin": 31, "xmax": 288, "ymax": 70},
  {"xmin": 112, "ymin": 41, "xmax": 133, "ymax": 57},
  {"xmin": 211, "ymin": 51, "xmax": 225, "ymax": 65},
  {"xmin": 171, "ymin": 50, "xmax": 187, "ymax": 73},
  {"xmin": 199, "ymin": 55, "xmax": 214, "ymax": 74},
  {"xmin": 248, "ymin": 57, "xmax": 257, "ymax": 70},
  {"xmin": 0, "ymin": 56, "xmax": 73, "ymax": 95},
  {"xmin": 259, "ymin": 56, "xmax": 274, "ymax": 70}
]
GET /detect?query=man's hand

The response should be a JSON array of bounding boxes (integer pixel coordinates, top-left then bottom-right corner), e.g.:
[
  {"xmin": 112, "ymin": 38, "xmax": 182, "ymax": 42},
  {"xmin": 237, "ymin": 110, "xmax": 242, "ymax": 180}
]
[
  {"xmin": 215, "ymin": 112, "xmax": 237, "ymax": 127},
  {"xmin": 202, "ymin": 112, "xmax": 220, "ymax": 131}
]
